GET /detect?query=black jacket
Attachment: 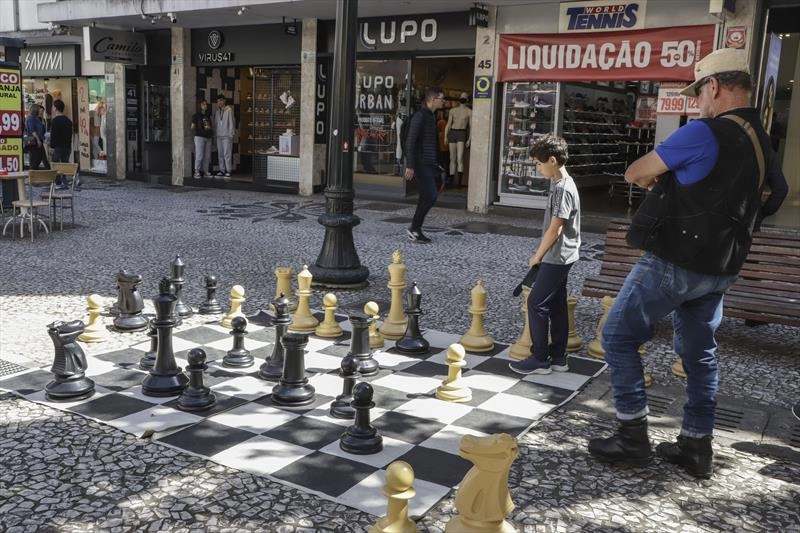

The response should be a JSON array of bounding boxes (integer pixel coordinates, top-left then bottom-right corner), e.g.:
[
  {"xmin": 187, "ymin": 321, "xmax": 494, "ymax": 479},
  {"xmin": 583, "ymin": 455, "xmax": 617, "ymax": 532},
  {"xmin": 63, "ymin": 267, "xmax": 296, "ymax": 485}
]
[{"xmin": 406, "ymin": 107, "xmax": 438, "ymax": 170}]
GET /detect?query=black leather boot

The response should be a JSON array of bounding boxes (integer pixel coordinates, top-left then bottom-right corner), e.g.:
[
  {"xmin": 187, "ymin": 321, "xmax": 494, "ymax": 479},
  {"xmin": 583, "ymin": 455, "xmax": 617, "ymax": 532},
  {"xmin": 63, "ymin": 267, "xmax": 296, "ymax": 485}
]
[
  {"xmin": 588, "ymin": 417, "xmax": 653, "ymax": 466},
  {"xmin": 656, "ymin": 435, "xmax": 713, "ymax": 479}
]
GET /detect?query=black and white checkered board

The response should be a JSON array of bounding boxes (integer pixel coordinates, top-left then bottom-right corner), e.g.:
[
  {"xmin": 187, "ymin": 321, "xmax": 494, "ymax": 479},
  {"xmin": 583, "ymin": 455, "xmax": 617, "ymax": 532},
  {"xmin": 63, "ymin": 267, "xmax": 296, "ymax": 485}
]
[{"xmin": 0, "ymin": 310, "xmax": 606, "ymax": 517}]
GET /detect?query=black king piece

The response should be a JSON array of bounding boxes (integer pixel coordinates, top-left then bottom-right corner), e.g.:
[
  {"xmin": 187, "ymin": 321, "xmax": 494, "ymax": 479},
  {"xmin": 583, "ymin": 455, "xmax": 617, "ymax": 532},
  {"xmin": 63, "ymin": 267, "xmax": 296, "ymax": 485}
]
[{"xmin": 142, "ymin": 277, "xmax": 189, "ymax": 396}]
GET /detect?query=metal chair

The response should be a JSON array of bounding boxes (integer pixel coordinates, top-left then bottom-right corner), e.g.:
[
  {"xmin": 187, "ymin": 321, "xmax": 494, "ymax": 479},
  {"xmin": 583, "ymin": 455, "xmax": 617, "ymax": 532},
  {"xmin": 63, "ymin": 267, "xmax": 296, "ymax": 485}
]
[
  {"xmin": 46, "ymin": 162, "xmax": 80, "ymax": 230},
  {"xmin": 9, "ymin": 170, "xmax": 57, "ymax": 241}
]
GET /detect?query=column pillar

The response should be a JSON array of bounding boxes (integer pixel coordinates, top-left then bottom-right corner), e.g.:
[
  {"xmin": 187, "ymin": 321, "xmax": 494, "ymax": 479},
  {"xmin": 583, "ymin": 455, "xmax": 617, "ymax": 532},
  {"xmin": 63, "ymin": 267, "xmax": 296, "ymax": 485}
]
[
  {"xmin": 299, "ymin": 18, "xmax": 319, "ymax": 196},
  {"xmin": 170, "ymin": 27, "xmax": 195, "ymax": 186},
  {"xmin": 104, "ymin": 62, "xmax": 126, "ymax": 180}
]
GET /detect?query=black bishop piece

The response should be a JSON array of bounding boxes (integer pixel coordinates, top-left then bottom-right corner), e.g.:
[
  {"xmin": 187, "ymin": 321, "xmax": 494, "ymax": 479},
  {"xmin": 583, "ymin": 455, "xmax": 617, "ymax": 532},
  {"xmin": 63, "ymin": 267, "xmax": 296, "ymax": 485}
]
[
  {"xmin": 45, "ymin": 320, "xmax": 95, "ymax": 401},
  {"xmin": 177, "ymin": 348, "xmax": 217, "ymax": 411},
  {"xmin": 348, "ymin": 312, "xmax": 379, "ymax": 376},
  {"xmin": 223, "ymin": 316, "xmax": 254, "ymax": 367},
  {"xmin": 171, "ymin": 255, "xmax": 193, "ymax": 318},
  {"xmin": 339, "ymin": 382, "xmax": 383, "ymax": 455},
  {"xmin": 259, "ymin": 293, "xmax": 291, "ymax": 380},
  {"xmin": 198, "ymin": 274, "xmax": 223, "ymax": 314},
  {"xmin": 330, "ymin": 354, "xmax": 360, "ymax": 419},
  {"xmin": 113, "ymin": 270, "xmax": 148, "ymax": 332},
  {"xmin": 271, "ymin": 332, "xmax": 315, "ymax": 406},
  {"xmin": 395, "ymin": 282, "xmax": 429, "ymax": 354},
  {"xmin": 142, "ymin": 277, "xmax": 189, "ymax": 397},
  {"xmin": 139, "ymin": 319, "xmax": 158, "ymax": 371}
]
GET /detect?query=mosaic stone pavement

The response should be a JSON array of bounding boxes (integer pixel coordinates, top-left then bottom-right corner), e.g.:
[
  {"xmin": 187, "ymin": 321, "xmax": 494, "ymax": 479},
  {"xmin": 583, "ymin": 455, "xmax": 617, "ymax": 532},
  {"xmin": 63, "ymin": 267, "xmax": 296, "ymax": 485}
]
[{"xmin": 0, "ymin": 177, "xmax": 798, "ymax": 531}]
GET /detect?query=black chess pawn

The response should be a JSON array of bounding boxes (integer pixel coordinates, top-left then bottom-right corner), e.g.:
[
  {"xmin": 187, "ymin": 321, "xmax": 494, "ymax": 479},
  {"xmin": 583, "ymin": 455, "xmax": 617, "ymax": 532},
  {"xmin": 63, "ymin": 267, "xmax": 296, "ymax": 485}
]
[
  {"xmin": 330, "ymin": 355, "xmax": 360, "ymax": 419},
  {"xmin": 271, "ymin": 332, "xmax": 315, "ymax": 406},
  {"xmin": 395, "ymin": 282, "xmax": 429, "ymax": 354},
  {"xmin": 142, "ymin": 277, "xmax": 189, "ymax": 397},
  {"xmin": 171, "ymin": 255, "xmax": 193, "ymax": 318},
  {"xmin": 198, "ymin": 274, "xmax": 223, "ymax": 315},
  {"xmin": 259, "ymin": 293, "xmax": 291, "ymax": 381},
  {"xmin": 348, "ymin": 312, "xmax": 379, "ymax": 377},
  {"xmin": 177, "ymin": 348, "xmax": 217, "ymax": 411},
  {"xmin": 340, "ymin": 382, "xmax": 383, "ymax": 455},
  {"xmin": 139, "ymin": 319, "xmax": 158, "ymax": 371},
  {"xmin": 223, "ymin": 316, "xmax": 254, "ymax": 368},
  {"xmin": 45, "ymin": 320, "xmax": 95, "ymax": 401},
  {"xmin": 113, "ymin": 270, "xmax": 148, "ymax": 331}
]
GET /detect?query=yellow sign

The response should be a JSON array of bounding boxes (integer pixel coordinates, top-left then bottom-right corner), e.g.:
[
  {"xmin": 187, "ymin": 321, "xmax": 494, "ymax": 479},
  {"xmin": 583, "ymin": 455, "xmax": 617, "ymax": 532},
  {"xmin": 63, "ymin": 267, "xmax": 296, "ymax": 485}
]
[{"xmin": 0, "ymin": 68, "xmax": 22, "ymax": 112}]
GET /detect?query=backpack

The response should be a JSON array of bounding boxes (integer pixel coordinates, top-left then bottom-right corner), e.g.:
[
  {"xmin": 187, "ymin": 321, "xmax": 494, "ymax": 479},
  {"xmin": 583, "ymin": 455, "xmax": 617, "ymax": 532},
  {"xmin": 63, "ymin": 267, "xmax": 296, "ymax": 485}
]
[{"xmin": 399, "ymin": 110, "xmax": 416, "ymax": 157}]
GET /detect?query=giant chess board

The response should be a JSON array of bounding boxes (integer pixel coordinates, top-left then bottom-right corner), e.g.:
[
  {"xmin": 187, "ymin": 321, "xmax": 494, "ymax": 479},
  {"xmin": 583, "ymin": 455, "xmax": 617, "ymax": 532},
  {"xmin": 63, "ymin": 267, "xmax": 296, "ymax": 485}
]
[{"xmin": 0, "ymin": 311, "xmax": 606, "ymax": 517}]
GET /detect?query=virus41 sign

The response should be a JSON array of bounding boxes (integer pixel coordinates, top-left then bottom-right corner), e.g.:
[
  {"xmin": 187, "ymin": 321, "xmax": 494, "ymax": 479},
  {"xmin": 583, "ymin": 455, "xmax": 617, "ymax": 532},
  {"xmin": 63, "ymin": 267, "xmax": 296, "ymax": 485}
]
[{"xmin": 499, "ymin": 25, "xmax": 715, "ymax": 82}]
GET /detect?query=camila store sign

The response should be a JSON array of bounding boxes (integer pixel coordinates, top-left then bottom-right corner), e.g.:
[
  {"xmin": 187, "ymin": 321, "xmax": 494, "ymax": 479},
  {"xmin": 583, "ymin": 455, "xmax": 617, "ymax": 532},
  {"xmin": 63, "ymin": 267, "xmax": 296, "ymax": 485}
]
[{"xmin": 499, "ymin": 25, "xmax": 716, "ymax": 82}]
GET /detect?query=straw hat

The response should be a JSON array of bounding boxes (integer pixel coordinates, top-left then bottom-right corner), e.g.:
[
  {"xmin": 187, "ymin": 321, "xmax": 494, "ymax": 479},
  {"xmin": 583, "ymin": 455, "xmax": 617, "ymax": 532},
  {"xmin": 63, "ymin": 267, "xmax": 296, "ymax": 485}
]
[{"xmin": 681, "ymin": 48, "xmax": 749, "ymax": 97}]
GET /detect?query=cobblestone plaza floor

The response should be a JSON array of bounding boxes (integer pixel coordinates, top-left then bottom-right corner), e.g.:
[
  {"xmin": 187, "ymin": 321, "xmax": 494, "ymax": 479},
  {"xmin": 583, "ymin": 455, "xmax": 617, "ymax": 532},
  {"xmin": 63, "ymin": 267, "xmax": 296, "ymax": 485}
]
[{"xmin": 0, "ymin": 178, "xmax": 798, "ymax": 532}]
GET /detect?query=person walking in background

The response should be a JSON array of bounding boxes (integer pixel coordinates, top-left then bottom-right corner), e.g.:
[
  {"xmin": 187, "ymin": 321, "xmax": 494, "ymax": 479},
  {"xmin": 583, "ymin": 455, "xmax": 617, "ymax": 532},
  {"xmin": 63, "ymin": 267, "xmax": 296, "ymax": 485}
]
[
  {"xmin": 404, "ymin": 87, "xmax": 445, "ymax": 244},
  {"xmin": 49, "ymin": 100, "xmax": 72, "ymax": 164},
  {"xmin": 25, "ymin": 104, "xmax": 49, "ymax": 170},
  {"xmin": 192, "ymin": 99, "xmax": 213, "ymax": 178},
  {"xmin": 214, "ymin": 95, "xmax": 235, "ymax": 178},
  {"xmin": 587, "ymin": 48, "xmax": 788, "ymax": 479}
]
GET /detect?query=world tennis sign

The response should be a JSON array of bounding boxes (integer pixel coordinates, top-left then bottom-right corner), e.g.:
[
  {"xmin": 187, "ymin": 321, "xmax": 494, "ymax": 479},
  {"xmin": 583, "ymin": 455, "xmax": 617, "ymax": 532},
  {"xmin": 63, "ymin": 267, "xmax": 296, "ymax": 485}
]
[{"xmin": 499, "ymin": 25, "xmax": 715, "ymax": 82}]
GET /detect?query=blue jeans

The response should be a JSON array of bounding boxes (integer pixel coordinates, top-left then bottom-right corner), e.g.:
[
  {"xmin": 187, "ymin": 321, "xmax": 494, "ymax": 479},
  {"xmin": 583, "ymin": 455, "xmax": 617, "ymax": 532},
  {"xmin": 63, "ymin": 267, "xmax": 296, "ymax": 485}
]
[
  {"xmin": 602, "ymin": 253, "xmax": 737, "ymax": 437},
  {"xmin": 527, "ymin": 262, "xmax": 573, "ymax": 360},
  {"xmin": 410, "ymin": 164, "xmax": 438, "ymax": 232}
]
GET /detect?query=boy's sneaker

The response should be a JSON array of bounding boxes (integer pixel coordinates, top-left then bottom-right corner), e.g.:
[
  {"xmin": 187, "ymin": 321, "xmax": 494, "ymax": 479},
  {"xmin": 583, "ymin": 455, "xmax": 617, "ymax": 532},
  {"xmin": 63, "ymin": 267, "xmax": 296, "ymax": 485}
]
[
  {"xmin": 224, "ymin": 172, "xmax": 231, "ymax": 178},
  {"xmin": 509, "ymin": 356, "xmax": 553, "ymax": 375},
  {"xmin": 550, "ymin": 356, "xmax": 569, "ymax": 372},
  {"xmin": 193, "ymin": 172, "xmax": 201, "ymax": 178},
  {"xmin": 406, "ymin": 229, "xmax": 432, "ymax": 244},
  {"xmin": 216, "ymin": 171, "xmax": 225, "ymax": 177}
]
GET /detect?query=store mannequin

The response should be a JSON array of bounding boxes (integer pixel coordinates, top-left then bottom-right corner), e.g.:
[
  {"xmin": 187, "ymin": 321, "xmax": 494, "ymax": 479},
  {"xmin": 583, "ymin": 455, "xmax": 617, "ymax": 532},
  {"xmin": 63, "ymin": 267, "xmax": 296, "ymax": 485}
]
[{"xmin": 445, "ymin": 92, "xmax": 471, "ymax": 186}]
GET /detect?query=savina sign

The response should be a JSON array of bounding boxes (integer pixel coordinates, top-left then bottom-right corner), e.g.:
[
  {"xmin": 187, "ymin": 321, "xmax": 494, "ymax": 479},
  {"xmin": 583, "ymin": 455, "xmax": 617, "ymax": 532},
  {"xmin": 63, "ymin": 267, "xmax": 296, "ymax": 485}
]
[{"xmin": 498, "ymin": 25, "xmax": 715, "ymax": 82}]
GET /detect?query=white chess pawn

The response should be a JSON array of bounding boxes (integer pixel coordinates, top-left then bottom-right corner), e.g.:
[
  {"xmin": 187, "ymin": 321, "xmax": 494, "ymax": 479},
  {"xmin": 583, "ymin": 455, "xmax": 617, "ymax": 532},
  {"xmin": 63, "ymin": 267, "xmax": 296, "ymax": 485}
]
[
  {"xmin": 436, "ymin": 344, "xmax": 472, "ymax": 403},
  {"xmin": 78, "ymin": 294, "xmax": 109, "ymax": 343},
  {"xmin": 369, "ymin": 461, "xmax": 419, "ymax": 533},
  {"xmin": 222, "ymin": 285, "xmax": 246, "ymax": 329},
  {"xmin": 365, "ymin": 301, "xmax": 384, "ymax": 349},
  {"xmin": 315, "ymin": 293, "xmax": 343, "ymax": 338}
]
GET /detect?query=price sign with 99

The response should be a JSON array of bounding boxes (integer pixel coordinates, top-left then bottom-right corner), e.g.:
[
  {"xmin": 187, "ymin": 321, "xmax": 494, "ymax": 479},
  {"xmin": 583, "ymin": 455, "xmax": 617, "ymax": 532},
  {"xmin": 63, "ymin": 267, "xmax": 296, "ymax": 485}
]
[
  {"xmin": 0, "ymin": 110, "xmax": 22, "ymax": 136},
  {"xmin": 657, "ymin": 96, "xmax": 686, "ymax": 114}
]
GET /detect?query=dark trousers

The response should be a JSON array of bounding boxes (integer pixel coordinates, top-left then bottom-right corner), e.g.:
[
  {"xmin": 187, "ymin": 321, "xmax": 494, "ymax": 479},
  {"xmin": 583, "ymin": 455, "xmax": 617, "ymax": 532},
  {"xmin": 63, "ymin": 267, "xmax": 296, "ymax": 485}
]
[
  {"xmin": 527, "ymin": 262, "xmax": 573, "ymax": 360},
  {"xmin": 52, "ymin": 146, "xmax": 71, "ymax": 163},
  {"xmin": 410, "ymin": 164, "xmax": 438, "ymax": 232},
  {"xmin": 28, "ymin": 146, "xmax": 49, "ymax": 170}
]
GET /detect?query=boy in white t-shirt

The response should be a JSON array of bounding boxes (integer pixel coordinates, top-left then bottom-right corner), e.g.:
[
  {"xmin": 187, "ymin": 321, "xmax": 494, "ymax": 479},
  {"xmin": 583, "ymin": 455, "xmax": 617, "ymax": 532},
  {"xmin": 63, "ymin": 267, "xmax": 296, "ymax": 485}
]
[{"xmin": 510, "ymin": 134, "xmax": 581, "ymax": 375}]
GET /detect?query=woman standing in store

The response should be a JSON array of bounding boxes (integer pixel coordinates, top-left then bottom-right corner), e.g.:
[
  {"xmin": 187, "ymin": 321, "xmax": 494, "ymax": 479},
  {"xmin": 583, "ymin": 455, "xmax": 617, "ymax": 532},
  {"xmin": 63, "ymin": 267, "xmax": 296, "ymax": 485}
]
[
  {"xmin": 25, "ymin": 104, "xmax": 49, "ymax": 170},
  {"xmin": 192, "ymin": 99, "xmax": 213, "ymax": 178}
]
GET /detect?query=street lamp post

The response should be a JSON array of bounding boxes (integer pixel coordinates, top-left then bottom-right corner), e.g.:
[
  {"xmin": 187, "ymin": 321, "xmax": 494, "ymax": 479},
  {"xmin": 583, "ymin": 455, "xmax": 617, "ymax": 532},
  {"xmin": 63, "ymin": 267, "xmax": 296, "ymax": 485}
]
[{"xmin": 310, "ymin": 0, "xmax": 369, "ymax": 288}]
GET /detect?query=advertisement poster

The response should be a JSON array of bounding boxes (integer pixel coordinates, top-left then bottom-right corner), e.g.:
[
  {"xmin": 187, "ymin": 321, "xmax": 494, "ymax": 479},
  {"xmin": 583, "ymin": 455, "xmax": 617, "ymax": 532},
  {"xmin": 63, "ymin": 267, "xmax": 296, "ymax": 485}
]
[
  {"xmin": 77, "ymin": 79, "xmax": 91, "ymax": 170},
  {"xmin": 760, "ymin": 33, "xmax": 781, "ymax": 133},
  {"xmin": 0, "ymin": 67, "xmax": 23, "ymax": 174}
]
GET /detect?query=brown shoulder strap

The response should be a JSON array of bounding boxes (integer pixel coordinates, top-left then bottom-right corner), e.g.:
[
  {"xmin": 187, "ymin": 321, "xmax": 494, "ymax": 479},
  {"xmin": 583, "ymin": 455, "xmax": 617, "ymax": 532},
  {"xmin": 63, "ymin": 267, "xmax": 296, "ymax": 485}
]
[{"xmin": 721, "ymin": 115, "xmax": 766, "ymax": 190}]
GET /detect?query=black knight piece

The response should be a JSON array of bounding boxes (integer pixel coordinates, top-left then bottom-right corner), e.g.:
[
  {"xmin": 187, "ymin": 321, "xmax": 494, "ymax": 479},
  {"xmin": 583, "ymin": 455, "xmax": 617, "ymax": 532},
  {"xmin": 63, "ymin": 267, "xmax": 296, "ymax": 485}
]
[
  {"xmin": 348, "ymin": 312, "xmax": 379, "ymax": 376},
  {"xmin": 138, "ymin": 319, "xmax": 158, "ymax": 371},
  {"xmin": 198, "ymin": 274, "xmax": 223, "ymax": 315},
  {"xmin": 112, "ymin": 270, "xmax": 148, "ymax": 331},
  {"xmin": 177, "ymin": 348, "xmax": 217, "ymax": 411},
  {"xmin": 171, "ymin": 255, "xmax": 193, "ymax": 318},
  {"xmin": 45, "ymin": 320, "xmax": 95, "ymax": 401},
  {"xmin": 330, "ymin": 354, "xmax": 360, "ymax": 419},
  {"xmin": 395, "ymin": 282, "xmax": 429, "ymax": 354},
  {"xmin": 223, "ymin": 316, "xmax": 254, "ymax": 368},
  {"xmin": 271, "ymin": 332, "xmax": 315, "ymax": 406},
  {"xmin": 258, "ymin": 293, "xmax": 292, "ymax": 380},
  {"xmin": 339, "ymin": 382, "xmax": 383, "ymax": 455},
  {"xmin": 142, "ymin": 277, "xmax": 189, "ymax": 397}
]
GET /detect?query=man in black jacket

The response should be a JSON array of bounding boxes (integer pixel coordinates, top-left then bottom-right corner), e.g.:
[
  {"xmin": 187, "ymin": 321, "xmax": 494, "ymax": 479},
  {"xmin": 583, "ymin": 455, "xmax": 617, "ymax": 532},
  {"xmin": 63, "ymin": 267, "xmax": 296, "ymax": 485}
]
[
  {"xmin": 405, "ymin": 87, "xmax": 445, "ymax": 243},
  {"xmin": 588, "ymin": 48, "xmax": 788, "ymax": 479}
]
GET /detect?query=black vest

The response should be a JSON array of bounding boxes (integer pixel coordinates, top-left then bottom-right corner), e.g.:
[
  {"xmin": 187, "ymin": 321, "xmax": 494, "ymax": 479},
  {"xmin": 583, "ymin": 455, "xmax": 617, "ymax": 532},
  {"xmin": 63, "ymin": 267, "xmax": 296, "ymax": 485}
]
[{"xmin": 632, "ymin": 108, "xmax": 767, "ymax": 275}]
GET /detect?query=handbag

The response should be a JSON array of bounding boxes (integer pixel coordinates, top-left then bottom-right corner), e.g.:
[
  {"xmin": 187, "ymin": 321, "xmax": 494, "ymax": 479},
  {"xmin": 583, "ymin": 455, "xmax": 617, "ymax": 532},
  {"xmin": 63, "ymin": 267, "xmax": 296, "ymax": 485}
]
[{"xmin": 23, "ymin": 133, "xmax": 38, "ymax": 152}]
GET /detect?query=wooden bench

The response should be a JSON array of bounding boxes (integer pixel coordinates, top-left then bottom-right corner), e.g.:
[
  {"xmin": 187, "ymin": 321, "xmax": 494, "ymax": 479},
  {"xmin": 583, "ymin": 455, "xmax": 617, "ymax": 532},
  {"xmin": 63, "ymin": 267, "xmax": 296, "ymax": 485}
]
[{"xmin": 583, "ymin": 218, "xmax": 800, "ymax": 327}]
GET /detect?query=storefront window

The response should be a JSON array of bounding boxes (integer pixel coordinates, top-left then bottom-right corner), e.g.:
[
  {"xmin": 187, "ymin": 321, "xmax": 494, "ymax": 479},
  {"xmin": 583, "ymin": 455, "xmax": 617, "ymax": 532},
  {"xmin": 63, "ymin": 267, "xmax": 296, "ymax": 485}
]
[
  {"xmin": 88, "ymin": 79, "xmax": 108, "ymax": 173},
  {"xmin": 144, "ymin": 83, "xmax": 170, "ymax": 143},
  {"xmin": 354, "ymin": 60, "xmax": 408, "ymax": 176},
  {"xmin": 498, "ymin": 82, "xmax": 558, "ymax": 203}
]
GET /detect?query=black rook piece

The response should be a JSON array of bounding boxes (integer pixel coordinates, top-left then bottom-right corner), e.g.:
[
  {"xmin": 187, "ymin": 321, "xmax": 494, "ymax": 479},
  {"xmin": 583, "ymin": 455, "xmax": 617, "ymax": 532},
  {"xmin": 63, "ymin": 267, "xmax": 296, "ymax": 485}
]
[
  {"xmin": 199, "ymin": 275, "xmax": 223, "ymax": 315},
  {"xmin": 177, "ymin": 348, "xmax": 217, "ymax": 411},
  {"xmin": 171, "ymin": 255, "xmax": 193, "ymax": 318},
  {"xmin": 395, "ymin": 282, "xmax": 429, "ymax": 354},
  {"xmin": 259, "ymin": 293, "xmax": 292, "ymax": 381},
  {"xmin": 339, "ymin": 382, "xmax": 383, "ymax": 455},
  {"xmin": 142, "ymin": 277, "xmax": 189, "ymax": 397},
  {"xmin": 223, "ymin": 316, "xmax": 254, "ymax": 368},
  {"xmin": 138, "ymin": 319, "xmax": 158, "ymax": 371},
  {"xmin": 113, "ymin": 270, "xmax": 148, "ymax": 331},
  {"xmin": 271, "ymin": 331, "xmax": 315, "ymax": 406},
  {"xmin": 348, "ymin": 312, "xmax": 378, "ymax": 376},
  {"xmin": 45, "ymin": 320, "xmax": 95, "ymax": 401},
  {"xmin": 330, "ymin": 354, "xmax": 360, "ymax": 419}
]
